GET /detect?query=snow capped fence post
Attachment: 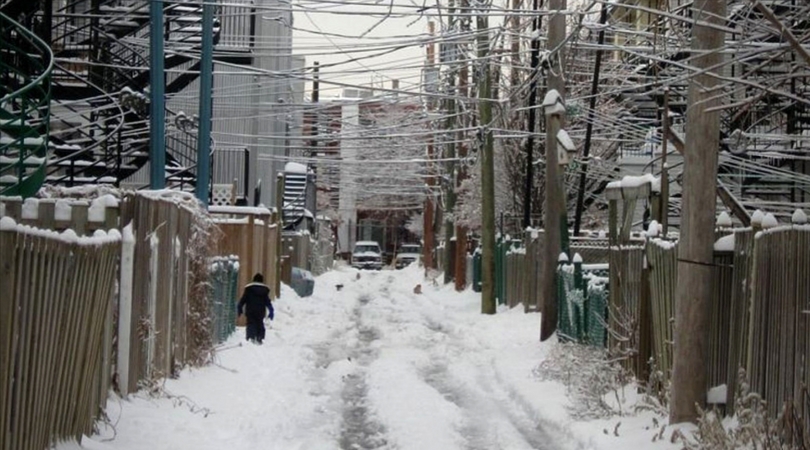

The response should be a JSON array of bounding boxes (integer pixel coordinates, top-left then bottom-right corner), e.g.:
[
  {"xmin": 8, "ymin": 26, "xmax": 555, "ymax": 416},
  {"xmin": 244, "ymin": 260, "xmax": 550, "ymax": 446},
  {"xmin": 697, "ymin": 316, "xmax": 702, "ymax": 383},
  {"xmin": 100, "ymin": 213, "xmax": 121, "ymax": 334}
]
[{"xmin": 118, "ymin": 224, "xmax": 135, "ymax": 396}]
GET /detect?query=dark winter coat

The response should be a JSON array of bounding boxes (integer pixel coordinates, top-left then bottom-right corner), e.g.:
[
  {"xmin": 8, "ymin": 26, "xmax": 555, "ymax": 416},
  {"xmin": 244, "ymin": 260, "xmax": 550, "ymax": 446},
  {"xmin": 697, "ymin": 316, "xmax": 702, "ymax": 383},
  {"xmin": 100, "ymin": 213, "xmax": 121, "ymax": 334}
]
[{"xmin": 238, "ymin": 282, "xmax": 274, "ymax": 322}]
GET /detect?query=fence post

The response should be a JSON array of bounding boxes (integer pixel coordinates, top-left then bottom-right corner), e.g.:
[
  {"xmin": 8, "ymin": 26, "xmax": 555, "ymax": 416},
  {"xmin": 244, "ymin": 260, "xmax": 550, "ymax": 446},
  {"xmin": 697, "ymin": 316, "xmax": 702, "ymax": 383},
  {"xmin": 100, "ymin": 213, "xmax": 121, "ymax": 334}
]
[
  {"xmin": 573, "ymin": 253, "xmax": 585, "ymax": 343},
  {"xmin": 0, "ymin": 223, "xmax": 18, "ymax": 450},
  {"xmin": 557, "ymin": 252, "xmax": 569, "ymax": 341}
]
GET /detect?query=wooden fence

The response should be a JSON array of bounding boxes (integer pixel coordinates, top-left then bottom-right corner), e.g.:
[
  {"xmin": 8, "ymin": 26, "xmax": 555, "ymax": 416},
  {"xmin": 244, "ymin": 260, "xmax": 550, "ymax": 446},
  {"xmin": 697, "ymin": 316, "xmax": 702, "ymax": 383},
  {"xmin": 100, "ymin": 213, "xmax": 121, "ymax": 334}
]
[
  {"xmin": 498, "ymin": 231, "xmax": 609, "ymax": 312},
  {"xmin": 118, "ymin": 195, "xmax": 205, "ymax": 393},
  {"xmin": 0, "ymin": 190, "xmax": 244, "ymax": 449},
  {"xmin": 639, "ymin": 219, "xmax": 810, "ymax": 422},
  {"xmin": 210, "ymin": 206, "xmax": 279, "ymax": 298},
  {"xmin": 0, "ymin": 218, "xmax": 120, "ymax": 450},
  {"xmin": 747, "ymin": 225, "xmax": 810, "ymax": 418}
]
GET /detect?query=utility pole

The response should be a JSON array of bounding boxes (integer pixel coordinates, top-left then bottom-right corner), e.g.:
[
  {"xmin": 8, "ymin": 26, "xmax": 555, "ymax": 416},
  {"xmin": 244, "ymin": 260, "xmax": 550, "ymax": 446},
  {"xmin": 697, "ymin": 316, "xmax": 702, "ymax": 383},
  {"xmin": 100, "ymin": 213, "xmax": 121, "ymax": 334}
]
[
  {"xmin": 478, "ymin": 3, "xmax": 496, "ymax": 314},
  {"xmin": 540, "ymin": 0, "xmax": 566, "ymax": 341},
  {"xmin": 423, "ymin": 22, "xmax": 437, "ymax": 271},
  {"xmin": 573, "ymin": 2, "xmax": 607, "ymax": 235},
  {"xmin": 149, "ymin": 0, "xmax": 165, "ymax": 189},
  {"xmin": 195, "ymin": 0, "xmax": 215, "ymax": 206},
  {"xmin": 309, "ymin": 61, "xmax": 320, "ymax": 157},
  {"xmin": 670, "ymin": 0, "xmax": 727, "ymax": 424},
  {"xmin": 444, "ymin": 0, "xmax": 458, "ymax": 285},
  {"xmin": 523, "ymin": 0, "xmax": 541, "ymax": 229},
  {"xmin": 455, "ymin": 4, "xmax": 470, "ymax": 292}
]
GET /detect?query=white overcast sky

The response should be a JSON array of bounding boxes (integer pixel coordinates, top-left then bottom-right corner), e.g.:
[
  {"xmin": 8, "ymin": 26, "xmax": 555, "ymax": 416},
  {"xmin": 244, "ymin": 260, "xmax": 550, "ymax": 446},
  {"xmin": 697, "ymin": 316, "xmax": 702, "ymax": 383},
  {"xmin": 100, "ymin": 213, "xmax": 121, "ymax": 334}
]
[{"xmin": 292, "ymin": 0, "xmax": 434, "ymax": 97}]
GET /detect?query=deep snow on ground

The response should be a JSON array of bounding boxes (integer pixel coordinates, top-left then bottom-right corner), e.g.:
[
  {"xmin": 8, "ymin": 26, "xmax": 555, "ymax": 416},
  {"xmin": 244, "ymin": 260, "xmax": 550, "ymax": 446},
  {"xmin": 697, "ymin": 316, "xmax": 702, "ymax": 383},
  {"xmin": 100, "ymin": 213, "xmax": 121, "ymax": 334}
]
[{"xmin": 58, "ymin": 264, "xmax": 686, "ymax": 450}]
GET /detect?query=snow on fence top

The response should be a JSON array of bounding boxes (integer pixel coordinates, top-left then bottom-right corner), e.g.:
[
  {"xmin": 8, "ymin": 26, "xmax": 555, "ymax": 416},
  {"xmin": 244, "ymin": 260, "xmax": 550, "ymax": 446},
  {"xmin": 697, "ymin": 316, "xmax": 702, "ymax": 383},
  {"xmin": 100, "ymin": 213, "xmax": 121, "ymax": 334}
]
[
  {"xmin": 0, "ymin": 216, "xmax": 122, "ymax": 245},
  {"xmin": 717, "ymin": 211, "xmax": 733, "ymax": 228},
  {"xmin": 209, "ymin": 205, "xmax": 274, "ymax": 216},
  {"xmin": 1, "ymin": 195, "xmax": 119, "ymax": 235},
  {"xmin": 605, "ymin": 173, "xmax": 661, "ymax": 193},
  {"xmin": 714, "ymin": 234, "xmax": 735, "ymax": 252}
]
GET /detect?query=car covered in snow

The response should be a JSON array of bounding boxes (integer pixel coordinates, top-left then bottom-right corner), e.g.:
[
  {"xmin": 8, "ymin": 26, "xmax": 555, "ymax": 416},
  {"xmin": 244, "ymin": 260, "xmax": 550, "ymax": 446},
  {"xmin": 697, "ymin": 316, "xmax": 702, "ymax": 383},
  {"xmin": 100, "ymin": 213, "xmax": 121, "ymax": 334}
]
[
  {"xmin": 351, "ymin": 241, "xmax": 383, "ymax": 270},
  {"xmin": 394, "ymin": 244, "xmax": 422, "ymax": 269}
]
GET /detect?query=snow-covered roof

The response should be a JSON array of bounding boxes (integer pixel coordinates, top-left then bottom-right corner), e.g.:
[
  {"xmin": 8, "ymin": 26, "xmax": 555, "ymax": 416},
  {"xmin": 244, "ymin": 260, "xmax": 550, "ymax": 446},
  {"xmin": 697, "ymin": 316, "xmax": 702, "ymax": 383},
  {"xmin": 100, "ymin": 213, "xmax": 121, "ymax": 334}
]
[{"xmin": 285, "ymin": 162, "xmax": 308, "ymax": 174}]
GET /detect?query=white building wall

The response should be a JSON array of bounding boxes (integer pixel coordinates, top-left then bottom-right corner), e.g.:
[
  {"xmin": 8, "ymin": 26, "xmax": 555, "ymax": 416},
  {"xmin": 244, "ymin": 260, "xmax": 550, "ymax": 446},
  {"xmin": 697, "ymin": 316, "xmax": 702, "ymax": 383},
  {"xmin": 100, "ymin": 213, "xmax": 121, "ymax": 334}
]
[
  {"xmin": 337, "ymin": 103, "xmax": 358, "ymax": 254},
  {"xmin": 254, "ymin": 0, "xmax": 295, "ymax": 207}
]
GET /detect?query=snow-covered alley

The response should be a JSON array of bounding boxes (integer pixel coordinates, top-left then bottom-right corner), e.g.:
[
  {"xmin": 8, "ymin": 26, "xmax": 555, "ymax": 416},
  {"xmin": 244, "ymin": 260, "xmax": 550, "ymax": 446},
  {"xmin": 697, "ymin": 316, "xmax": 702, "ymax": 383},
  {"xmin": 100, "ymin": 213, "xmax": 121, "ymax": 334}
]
[{"xmin": 59, "ymin": 265, "xmax": 681, "ymax": 450}]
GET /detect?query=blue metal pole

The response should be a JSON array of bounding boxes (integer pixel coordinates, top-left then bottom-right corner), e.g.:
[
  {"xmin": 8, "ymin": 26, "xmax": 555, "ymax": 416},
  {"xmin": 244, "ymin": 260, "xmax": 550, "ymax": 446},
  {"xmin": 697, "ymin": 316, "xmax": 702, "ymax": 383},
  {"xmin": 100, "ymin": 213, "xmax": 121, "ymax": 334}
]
[
  {"xmin": 149, "ymin": 0, "xmax": 166, "ymax": 189},
  {"xmin": 196, "ymin": 0, "xmax": 214, "ymax": 205}
]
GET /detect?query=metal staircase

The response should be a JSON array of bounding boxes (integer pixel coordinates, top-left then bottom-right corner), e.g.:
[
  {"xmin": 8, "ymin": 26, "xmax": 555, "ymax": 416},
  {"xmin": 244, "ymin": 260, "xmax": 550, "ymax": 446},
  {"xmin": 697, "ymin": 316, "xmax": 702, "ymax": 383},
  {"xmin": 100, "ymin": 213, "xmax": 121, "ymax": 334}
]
[
  {"xmin": 1, "ymin": 0, "xmax": 224, "ymax": 191},
  {"xmin": 282, "ymin": 164, "xmax": 315, "ymax": 230},
  {"xmin": 0, "ymin": 11, "xmax": 53, "ymax": 197},
  {"xmin": 609, "ymin": 0, "xmax": 810, "ymax": 225}
]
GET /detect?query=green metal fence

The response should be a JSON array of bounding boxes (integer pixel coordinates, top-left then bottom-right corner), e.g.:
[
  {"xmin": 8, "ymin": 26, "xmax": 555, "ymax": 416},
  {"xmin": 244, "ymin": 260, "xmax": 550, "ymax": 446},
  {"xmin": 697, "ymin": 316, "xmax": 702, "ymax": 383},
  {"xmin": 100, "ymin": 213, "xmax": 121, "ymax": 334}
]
[
  {"xmin": 557, "ymin": 256, "xmax": 609, "ymax": 346},
  {"xmin": 209, "ymin": 257, "xmax": 239, "ymax": 344}
]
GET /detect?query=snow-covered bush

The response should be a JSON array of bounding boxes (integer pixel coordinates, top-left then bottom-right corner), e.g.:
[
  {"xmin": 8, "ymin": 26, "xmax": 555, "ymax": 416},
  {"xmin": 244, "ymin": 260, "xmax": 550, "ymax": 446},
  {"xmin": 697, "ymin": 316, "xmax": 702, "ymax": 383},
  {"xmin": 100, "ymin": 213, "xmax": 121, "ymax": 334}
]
[
  {"xmin": 533, "ymin": 342, "xmax": 632, "ymax": 419},
  {"xmin": 675, "ymin": 369, "xmax": 809, "ymax": 450}
]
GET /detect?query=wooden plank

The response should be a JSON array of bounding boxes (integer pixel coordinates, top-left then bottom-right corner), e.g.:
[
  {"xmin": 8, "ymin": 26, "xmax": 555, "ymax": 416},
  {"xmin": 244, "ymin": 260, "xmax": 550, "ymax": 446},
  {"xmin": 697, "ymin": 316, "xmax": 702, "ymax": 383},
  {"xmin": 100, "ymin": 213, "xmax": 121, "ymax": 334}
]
[
  {"xmin": 608, "ymin": 199, "xmax": 618, "ymax": 247},
  {"xmin": 41, "ymin": 237, "xmax": 69, "ymax": 446},
  {"xmin": 2, "ymin": 198, "xmax": 22, "ymax": 222},
  {"xmin": 31, "ymin": 236, "xmax": 56, "ymax": 450},
  {"xmin": 11, "ymin": 234, "xmax": 34, "ymax": 450},
  {"xmin": 0, "ymin": 228, "xmax": 17, "ymax": 450},
  {"xmin": 71, "ymin": 202, "xmax": 89, "ymax": 236},
  {"xmin": 38, "ymin": 199, "xmax": 56, "ymax": 230},
  {"xmin": 64, "ymin": 244, "xmax": 97, "ymax": 435}
]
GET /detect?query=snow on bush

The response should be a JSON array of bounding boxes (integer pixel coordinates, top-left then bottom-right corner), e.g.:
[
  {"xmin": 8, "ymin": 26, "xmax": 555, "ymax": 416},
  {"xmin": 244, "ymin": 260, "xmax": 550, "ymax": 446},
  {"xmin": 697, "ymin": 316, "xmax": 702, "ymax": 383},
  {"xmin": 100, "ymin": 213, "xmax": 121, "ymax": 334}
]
[
  {"xmin": 533, "ymin": 342, "xmax": 633, "ymax": 420},
  {"xmin": 673, "ymin": 369, "xmax": 807, "ymax": 450}
]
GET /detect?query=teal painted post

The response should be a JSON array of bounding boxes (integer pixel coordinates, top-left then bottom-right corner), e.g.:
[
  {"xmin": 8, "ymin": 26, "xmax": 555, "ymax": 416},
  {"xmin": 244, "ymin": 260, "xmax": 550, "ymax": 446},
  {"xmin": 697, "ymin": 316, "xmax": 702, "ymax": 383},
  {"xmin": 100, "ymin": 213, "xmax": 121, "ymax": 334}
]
[
  {"xmin": 574, "ymin": 253, "xmax": 576, "ymax": 343},
  {"xmin": 473, "ymin": 250, "xmax": 482, "ymax": 293},
  {"xmin": 149, "ymin": 0, "xmax": 165, "ymax": 189},
  {"xmin": 195, "ymin": 0, "xmax": 215, "ymax": 205}
]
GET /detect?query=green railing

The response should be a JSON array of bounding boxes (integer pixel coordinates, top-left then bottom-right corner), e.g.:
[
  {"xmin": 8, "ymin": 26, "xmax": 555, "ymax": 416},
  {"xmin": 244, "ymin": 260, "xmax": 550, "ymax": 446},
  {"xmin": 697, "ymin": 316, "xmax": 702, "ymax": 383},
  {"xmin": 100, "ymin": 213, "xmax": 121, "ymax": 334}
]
[
  {"xmin": 557, "ymin": 256, "xmax": 609, "ymax": 347},
  {"xmin": 0, "ymin": 12, "xmax": 53, "ymax": 197},
  {"xmin": 209, "ymin": 257, "xmax": 240, "ymax": 344}
]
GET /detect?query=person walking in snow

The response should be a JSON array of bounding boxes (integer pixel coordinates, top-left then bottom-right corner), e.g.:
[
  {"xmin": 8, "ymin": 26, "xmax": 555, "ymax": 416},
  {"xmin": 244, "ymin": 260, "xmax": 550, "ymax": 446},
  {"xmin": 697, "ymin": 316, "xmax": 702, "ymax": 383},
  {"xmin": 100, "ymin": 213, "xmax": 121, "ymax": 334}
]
[{"xmin": 237, "ymin": 273, "xmax": 274, "ymax": 344}]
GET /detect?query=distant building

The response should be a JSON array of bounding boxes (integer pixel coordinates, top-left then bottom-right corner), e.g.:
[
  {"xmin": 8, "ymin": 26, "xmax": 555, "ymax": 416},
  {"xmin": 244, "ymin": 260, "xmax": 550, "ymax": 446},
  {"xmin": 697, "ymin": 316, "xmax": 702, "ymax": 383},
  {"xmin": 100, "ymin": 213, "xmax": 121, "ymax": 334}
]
[{"xmin": 302, "ymin": 87, "xmax": 424, "ymax": 255}]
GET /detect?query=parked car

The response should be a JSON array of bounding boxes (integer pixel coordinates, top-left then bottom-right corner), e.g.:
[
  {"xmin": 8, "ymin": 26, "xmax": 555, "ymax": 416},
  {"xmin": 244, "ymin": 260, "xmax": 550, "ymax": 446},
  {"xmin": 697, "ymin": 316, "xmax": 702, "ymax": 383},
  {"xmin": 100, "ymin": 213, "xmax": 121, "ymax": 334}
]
[
  {"xmin": 351, "ymin": 241, "xmax": 383, "ymax": 270},
  {"xmin": 395, "ymin": 243, "xmax": 422, "ymax": 269}
]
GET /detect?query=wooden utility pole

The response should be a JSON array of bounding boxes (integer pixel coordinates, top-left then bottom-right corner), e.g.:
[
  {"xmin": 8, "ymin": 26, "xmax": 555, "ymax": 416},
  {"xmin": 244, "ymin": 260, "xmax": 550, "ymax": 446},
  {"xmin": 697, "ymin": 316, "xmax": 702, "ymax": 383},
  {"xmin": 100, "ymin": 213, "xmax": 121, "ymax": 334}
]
[
  {"xmin": 540, "ymin": 0, "xmax": 566, "ymax": 341},
  {"xmin": 455, "ymin": 7, "xmax": 471, "ymax": 292},
  {"xmin": 423, "ymin": 22, "xmax": 437, "ymax": 271},
  {"xmin": 670, "ymin": 0, "xmax": 727, "ymax": 424},
  {"xmin": 478, "ymin": 6, "xmax": 496, "ymax": 314},
  {"xmin": 444, "ymin": 0, "xmax": 458, "ymax": 285},
  {"xmin": 309, "ymin": 62, "xmax": 320, "ymax": 157}
]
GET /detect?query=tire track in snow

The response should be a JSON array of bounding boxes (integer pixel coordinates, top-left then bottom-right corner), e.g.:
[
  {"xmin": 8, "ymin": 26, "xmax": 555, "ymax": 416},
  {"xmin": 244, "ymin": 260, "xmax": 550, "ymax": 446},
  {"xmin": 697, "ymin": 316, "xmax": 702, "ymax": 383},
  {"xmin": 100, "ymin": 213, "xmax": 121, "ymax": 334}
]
[
  {"xmin": 339, "ymin": 294, "xmax": 391, "ymax": 450},
  {"xmin": 416, "ymin": 313, "xmax": 586, "ymax": 450}
]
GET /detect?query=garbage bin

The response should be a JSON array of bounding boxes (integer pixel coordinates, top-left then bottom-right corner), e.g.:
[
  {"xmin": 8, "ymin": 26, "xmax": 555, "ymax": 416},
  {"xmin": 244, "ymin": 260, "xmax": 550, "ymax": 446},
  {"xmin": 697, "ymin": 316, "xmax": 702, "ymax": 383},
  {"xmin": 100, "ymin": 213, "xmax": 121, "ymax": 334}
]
[{"xmin": 290, "ymin": 267, "xmax": 315, "ymax": 297}]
